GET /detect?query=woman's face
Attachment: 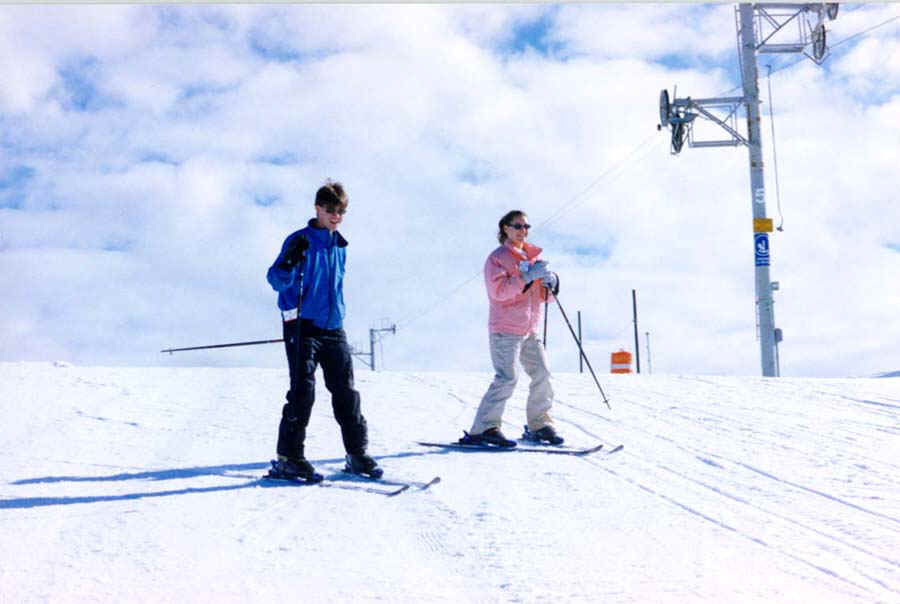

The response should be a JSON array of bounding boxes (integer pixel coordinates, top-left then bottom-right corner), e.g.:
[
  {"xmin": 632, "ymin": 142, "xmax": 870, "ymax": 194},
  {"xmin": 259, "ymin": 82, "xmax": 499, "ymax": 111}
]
[{"xmin": 503, "ymin": 215, "xmax": 530, "ymax": 247}]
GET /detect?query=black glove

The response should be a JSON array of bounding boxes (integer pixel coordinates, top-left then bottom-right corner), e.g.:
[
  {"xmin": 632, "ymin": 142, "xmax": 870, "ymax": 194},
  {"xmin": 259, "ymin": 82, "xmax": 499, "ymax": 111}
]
[{"xmin": 278, "ymin": 234, "xmax": 309, "ymax": 270}]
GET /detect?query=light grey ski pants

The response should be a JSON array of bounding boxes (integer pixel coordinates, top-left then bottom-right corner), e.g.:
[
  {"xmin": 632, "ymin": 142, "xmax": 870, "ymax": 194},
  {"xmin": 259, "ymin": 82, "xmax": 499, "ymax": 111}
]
[{"xmin": 470, "ymin": 332, "xmax": 554, "ymax": 435}]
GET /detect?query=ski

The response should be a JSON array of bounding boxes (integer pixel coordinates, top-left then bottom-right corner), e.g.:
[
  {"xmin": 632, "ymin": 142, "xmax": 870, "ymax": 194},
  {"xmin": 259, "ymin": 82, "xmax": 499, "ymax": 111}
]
[
  {"xmin": 262, "ymin": 473, "xmax": 439, "ymax": 496},
  {"xmin": 263, "ymin": 460, "xmax": 440, "ymax": 496},
  {"xmin": 262, "ymin": 473, "xmax": 410, "ymax": 496},
  {"xmin": 337, "ymin": 470, "xmax": 442, "ymax": 496},
  {"xmin": 417, "ymin": 441, "xmax": 606, "ymax": 456},
  {"xmin": 520, "ymin": 441, "xmax": 624, "ymax": 455}
]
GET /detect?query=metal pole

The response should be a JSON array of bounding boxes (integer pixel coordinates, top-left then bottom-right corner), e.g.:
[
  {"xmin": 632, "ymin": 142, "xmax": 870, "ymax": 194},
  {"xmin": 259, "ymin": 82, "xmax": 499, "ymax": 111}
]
[
  {"xmin": 645, "ymin": 331, "xmax": 652, "ymax": 375},
  {"xmin": 543, "ymin": 298, "xmax": 548, "ymax": 349},
  {"xmin": 577, "ymin": 311, "xmax": 583, "ymax": 373},
  {"xmin": 739, "ymin": 3, "xmax": 778, "ymax": 377},
  {"xmin": 774, "ymin": 327, "xmax": 783, "ymax": 377},
  {"xmin": 161, "ymin": 338, "xmax": 283, "ymax": 354},
  {"xmin": 365, "ymin": 324, "xmax": 396, "ymax": 371},
  {"xmin": 632, "ymin": 289, "xmax": 640, "ymax": 374}
]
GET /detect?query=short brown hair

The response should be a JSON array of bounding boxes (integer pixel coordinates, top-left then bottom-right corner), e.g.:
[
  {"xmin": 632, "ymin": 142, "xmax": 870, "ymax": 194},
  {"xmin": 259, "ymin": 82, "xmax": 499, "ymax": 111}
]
[
  {"xmin": 315, "ymin": 179, "xmax": 348, "ymax": 210},
  {"xmin": 497, "ymin": 210, "xmax": 527, "ymax": 244}
]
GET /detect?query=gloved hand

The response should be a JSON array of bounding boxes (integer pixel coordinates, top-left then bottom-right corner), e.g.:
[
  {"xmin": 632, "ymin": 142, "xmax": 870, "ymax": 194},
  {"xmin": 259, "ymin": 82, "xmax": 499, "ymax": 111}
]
[
  {"xmin": 543, "ymin": 271, "xmax": 559, "ymax": 294},
  {"xmin": 278, "ymin": 234, "xmax": 309, "ymax": 270},
  {"xmin": 519, "ymin": 259, "xmax": 550, "ymax": 284}
]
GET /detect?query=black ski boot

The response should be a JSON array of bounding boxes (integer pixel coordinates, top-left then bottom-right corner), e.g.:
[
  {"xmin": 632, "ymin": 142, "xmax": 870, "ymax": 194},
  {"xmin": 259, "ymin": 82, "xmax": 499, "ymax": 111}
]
[
  {"xmin": 460, "ymin": 427, "xmax": 517, "ymax": 448},
  {"xmin": 344, "ymin": 453, "xmax": 383, "ymax": 479},
  {"xmin": 268, "ymin": 456, "xmax": 324, "ymax": 483},
  {"xmin": 522, "ymin": 424, "xmax": 564, "ymax": 446}
]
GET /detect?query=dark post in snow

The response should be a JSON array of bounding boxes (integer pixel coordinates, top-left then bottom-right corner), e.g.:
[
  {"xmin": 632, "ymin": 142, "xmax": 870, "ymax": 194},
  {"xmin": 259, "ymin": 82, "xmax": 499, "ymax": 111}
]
[
  {"xmin": 577, "ymin": 310, "xmax": 583, "ymax": 374},
  {"xmin": 632, "ymin": 289, "xmax": 640, "ymax": 374}
]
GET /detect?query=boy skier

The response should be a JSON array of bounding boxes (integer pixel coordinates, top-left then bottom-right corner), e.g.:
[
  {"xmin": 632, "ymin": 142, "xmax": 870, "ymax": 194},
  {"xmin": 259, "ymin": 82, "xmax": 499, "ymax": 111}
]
[{"xmin": 266, "ymin": 180, "xmax": 381, "ymax": 482}]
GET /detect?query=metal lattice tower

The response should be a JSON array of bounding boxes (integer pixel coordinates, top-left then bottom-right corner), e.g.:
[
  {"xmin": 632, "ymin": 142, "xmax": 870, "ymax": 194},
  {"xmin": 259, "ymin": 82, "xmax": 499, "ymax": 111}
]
[{"xmin": 657, "ymin": 3, "xmax": 839, "ymax": 377}]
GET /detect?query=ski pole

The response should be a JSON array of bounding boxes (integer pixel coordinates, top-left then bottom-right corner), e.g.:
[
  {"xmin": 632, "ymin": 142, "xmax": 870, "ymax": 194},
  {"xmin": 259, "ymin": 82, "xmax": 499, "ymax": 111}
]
[
  {"xmin": 552, "ymin": 293, "xmax": 611, "ymax": 409},
  {"xmin": 160, "ymin": 338, "xmax": 283, "ymax": 354},
  {"xmin": 543, "ymin": 297, "xmax": 549, "ymax": 349}
]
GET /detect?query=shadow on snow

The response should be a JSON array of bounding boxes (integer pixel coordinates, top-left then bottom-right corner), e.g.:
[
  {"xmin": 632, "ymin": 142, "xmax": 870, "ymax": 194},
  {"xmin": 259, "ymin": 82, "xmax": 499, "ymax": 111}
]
[{"xmin": 1, "ymin": 450, "xmax": 434, "ymax": 509}]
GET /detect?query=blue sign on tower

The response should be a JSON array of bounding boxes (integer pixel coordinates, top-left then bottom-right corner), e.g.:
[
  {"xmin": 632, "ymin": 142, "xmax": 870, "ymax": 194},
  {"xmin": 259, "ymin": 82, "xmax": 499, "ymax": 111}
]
[{"xmin": 754, "ymin": 233, "xmax": 770, "ymax": 266}]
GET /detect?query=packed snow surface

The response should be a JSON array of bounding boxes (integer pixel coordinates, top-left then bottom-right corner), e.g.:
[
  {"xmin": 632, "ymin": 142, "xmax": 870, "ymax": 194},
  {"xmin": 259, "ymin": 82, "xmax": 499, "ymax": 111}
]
[{"xmin": 2, "ymin": 362, "xmax": 899, "ymax": 603}]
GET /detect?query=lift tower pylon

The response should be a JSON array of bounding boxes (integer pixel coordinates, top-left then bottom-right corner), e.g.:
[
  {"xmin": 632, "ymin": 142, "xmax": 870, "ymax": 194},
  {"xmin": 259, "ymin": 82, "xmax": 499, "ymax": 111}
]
[{"xmin": 658, "ymin": 3, "xmax": 838, "ymax": 377}]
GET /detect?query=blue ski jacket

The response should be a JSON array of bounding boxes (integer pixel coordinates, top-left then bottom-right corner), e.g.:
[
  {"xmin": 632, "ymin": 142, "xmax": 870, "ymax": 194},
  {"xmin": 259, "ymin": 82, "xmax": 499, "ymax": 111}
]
[{"xmin": 267, "ymin": 219, "xmax": 348, "ymax": 329}]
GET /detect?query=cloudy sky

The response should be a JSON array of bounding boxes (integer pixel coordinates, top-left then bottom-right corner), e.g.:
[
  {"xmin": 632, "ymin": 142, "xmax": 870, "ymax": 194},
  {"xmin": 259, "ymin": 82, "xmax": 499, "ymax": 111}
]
[{"xmin": 2, "ymin": 3, "xmax": 898, "ymax": 378}]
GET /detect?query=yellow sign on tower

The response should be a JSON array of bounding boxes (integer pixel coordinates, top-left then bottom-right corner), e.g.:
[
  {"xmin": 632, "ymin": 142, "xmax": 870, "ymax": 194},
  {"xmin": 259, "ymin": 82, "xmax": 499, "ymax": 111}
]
[{"xmin": 754, "ymin": 218, "xmax": 774, "ymax": 233}]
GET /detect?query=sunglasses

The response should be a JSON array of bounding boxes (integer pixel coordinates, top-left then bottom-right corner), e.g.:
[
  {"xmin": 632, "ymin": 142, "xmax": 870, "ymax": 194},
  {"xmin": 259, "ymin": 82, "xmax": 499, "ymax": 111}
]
[
  {"xmin": 508, "ymin": 223, "xmax": 531, "ymax": 230},
  {"xmin": 321, "ymin": 206, "xmax": 347, "ymax": 216}
]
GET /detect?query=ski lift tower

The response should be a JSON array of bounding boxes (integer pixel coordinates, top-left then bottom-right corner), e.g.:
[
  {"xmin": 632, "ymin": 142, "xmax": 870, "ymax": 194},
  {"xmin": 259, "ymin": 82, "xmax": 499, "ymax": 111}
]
[{"xmin": 658, "ymin": 3, "xmax": 838, "ymax": 377}]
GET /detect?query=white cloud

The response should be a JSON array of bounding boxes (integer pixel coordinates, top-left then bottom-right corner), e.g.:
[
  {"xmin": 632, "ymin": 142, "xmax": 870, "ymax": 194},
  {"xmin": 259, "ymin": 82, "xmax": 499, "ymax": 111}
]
[
  {"xmin": 550, "ymin": 4, "xmax": 736, "ymax": 61},
  {"xmin": 1, "ymin": 4, "xmax": 899, "ymax": 377}
]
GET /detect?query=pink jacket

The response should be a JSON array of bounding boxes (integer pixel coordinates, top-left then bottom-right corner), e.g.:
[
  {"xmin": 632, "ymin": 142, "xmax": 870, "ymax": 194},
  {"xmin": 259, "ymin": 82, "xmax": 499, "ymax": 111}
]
[{"xmin": 484, "ymin": 241, "xmax": 553, "ymax": 336}]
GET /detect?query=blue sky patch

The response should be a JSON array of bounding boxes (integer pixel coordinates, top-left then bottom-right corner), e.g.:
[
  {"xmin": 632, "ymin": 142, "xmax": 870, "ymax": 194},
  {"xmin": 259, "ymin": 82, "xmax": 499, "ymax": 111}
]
[
  {"xmin": 249, "ymin": 35, "xmax": 302, "ymax": 63},
  {"xmin": 569, "ymin": 242, "xmax": 614, "ymax": 261},
  {"xmin": 248, "ymin": 31, "xmax": 337, "ymax": 64},
  {"xmin": 457, "ymin": 159, "xmax": 496, "ymax": 185},
  {"xmin": 502, "ymin": 9, "xmax": 562, "ymax": 57},
  {"xmin": 0, "ymin": 165, "xmax": 35, "ymax": 209},
  {"xmin": 103, "ymin": 239, "xmax": 135, "ymax": 253},
  {"xmin": 257, "ymin": 152, "xmax": 300, "ymax": 166},
  {"xmin": 657, "ymin": 53, "xmax": 695, "ymax": 71},
  {"xmin": 179, "ymin": 82, "xmax": 234, "ymax": 101},
  {"xmin": 254, "ymin": 193, "xmax": 281, "ymax": 207},
  {"xmin": 154, "ymin": 6, "xmax": 185, "ymax": 32},
  {"xmin": 57, "ymin": 56, "xmax": 121, "ymax": 113},
  {"xmin": 657, "ymin": 51, "xmax": 740, "ymax": 80},
  {"xmin": 170, "ymin": 83, "xmax": 234, "ymax": 120},
  {"xmin": 140, "ymin": 152, "xmax": 180, "ymax": 166},
  {"xmin": 200, "ymin": 8, "xmax": 236, "ymax": 33},
  {"xmin": 550, "ymin": 236, "xmax": 615, "ymax": 262}
]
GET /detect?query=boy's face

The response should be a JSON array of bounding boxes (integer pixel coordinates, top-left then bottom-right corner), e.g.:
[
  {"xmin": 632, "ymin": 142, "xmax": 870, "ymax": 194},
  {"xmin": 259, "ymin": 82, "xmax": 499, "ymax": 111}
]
[{"xmin": 315, "ymin": 203, "xmax": 345, "ymax": 233}]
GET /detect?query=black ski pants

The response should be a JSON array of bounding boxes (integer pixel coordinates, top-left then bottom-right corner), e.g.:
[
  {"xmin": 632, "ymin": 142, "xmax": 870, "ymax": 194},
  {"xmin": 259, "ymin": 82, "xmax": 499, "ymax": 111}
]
[{"xmin": 277, "ymin": 319, "xmax": 368, "ymax": 460}]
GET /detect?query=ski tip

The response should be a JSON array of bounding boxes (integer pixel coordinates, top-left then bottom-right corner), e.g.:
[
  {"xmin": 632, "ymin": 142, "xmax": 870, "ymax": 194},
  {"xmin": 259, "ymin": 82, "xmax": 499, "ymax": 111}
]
[{"xmin": 386, "ymin": 484, "xmax": 411, "ymax": 496}]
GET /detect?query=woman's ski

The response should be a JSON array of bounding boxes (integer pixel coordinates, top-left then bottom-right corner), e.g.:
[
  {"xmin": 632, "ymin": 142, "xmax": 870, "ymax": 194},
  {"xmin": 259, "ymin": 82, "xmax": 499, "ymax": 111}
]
[{"xmin": 416, "ymin": 441, "xmax": 614, "ymax": 456}]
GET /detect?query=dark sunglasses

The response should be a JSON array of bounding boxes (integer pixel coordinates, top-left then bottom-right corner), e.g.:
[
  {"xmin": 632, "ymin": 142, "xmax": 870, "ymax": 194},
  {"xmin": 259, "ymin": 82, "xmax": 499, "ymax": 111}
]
[
  {"xmin": 508, "ymin": 223, "xmax": 531, "ymax": 230},
  {"xmin": 322, "ymin": 206, "xmax": 347, "ymax": 216}
]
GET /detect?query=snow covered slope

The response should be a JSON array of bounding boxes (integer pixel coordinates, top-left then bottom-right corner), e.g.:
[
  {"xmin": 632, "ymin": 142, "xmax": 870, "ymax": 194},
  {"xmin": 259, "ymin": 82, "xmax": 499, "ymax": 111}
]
[{"xmin": 2, "ymin": 362, "xmax": 899, "ymax": 603}]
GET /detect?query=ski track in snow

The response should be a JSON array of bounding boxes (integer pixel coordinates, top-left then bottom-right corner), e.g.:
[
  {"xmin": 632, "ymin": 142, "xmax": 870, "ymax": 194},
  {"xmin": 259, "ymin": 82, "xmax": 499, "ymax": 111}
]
[
  {"xmin": 548, "ymin": 375, "xmax": 900, "ymax": 601},
  {"xmin": 1, "ymin": 362, "xmax": 899, "ymax": 603}
]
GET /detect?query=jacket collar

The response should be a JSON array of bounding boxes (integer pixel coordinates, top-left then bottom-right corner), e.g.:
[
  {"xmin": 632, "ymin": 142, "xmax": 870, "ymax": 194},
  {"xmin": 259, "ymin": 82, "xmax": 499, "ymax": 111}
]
[
  {"xmin": 504, "ymin": 240, "xmax": 541, "ymax": 260},
  {"xmin": 307, "ymin": 218, "xmax": 348, "ymax": 247}
]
